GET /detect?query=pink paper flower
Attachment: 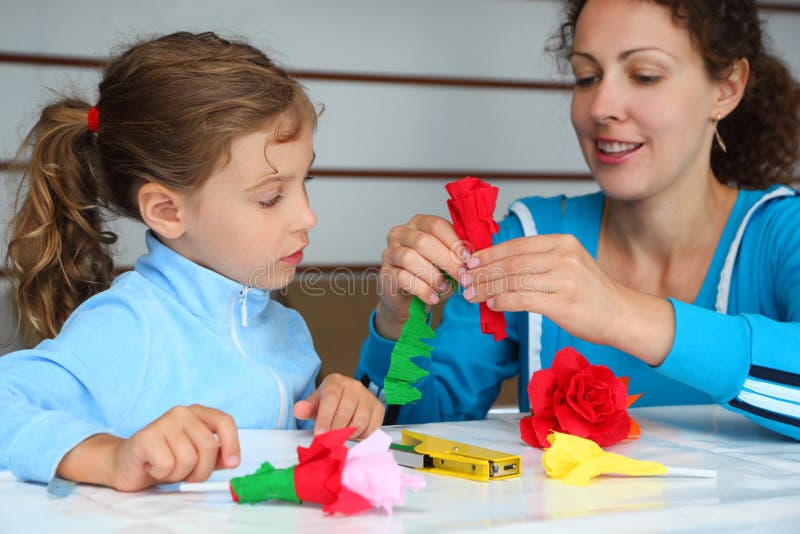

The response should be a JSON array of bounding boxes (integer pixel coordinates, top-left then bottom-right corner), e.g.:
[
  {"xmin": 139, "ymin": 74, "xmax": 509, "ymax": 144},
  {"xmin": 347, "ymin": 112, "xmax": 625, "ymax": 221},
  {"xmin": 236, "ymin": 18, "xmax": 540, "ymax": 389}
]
[{"xmin": 337, "ymin": 429, "xmax": 425, "ymax": 514}]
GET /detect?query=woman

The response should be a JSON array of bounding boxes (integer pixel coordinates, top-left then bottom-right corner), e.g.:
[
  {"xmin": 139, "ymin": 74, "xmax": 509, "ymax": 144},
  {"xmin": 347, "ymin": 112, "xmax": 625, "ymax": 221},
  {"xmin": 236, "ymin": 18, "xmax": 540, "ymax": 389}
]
[{"xmin": 356, "ymin": 0, "xmax": 800, "ymax": 440}]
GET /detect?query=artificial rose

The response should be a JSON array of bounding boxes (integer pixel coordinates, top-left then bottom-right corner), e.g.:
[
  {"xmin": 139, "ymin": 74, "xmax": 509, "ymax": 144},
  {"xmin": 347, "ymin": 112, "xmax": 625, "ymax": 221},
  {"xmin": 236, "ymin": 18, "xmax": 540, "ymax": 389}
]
[
  {"xmin": 445, "ymin": 176, "xmax": 506, "ymax": 341},
  {"xmin": 335, "ymin": 427, "xmax": 425, "ymax": 515},
  {"xmin": 445, "ymin": 176, "xmax": 500, "ymax": 250},
  {"xmin": 229, "ymin": 427, "xmax": 424, "ymax": 516},
  {"xmin": 295, "ymin": 426, "xmax": 351, "ymax": 507},
  {"xmin": 230, "ymin": 426, "xmax": 351, "ymax": 506},
  {"xmin": 519, "ymin": 347, "xmax": 638, "ymax": 448}
]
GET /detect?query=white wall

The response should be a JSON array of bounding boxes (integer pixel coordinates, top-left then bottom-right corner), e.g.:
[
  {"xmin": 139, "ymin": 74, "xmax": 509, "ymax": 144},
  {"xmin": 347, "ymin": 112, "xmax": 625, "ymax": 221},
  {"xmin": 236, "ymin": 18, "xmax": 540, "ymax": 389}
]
[{"xmin": 1, "ymin": 0, "xmax": 798, "ymax": 266}]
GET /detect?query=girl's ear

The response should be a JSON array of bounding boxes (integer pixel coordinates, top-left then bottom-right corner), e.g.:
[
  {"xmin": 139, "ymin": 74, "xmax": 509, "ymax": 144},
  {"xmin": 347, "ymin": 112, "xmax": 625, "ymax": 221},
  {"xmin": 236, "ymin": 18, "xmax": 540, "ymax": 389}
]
[
  {"xmin": 712, "ymin": 58, "xmax": 749, "ymax": 120},
  {"xmin": 137, "ymin": 182, "xmax": 189, "ymax": 239}
]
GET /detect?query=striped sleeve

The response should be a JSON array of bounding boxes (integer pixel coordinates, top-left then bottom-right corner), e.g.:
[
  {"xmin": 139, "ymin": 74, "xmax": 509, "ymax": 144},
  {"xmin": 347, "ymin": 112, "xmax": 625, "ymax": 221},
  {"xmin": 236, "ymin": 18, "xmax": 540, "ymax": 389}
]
[
  {"xmin": 659, "ymin": 193, "xmax": 800, "ymax": 441},
  {"xmin": 730, "ymin": 363, "xmax": 800, "ymax": 430}
]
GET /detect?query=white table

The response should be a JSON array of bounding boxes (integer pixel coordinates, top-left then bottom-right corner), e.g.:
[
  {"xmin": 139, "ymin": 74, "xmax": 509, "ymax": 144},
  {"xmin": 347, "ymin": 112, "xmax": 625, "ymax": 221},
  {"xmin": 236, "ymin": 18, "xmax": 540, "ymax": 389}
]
[{"xmin": 3, "ymin": 405, "xmax": 800, "ymax": 533}]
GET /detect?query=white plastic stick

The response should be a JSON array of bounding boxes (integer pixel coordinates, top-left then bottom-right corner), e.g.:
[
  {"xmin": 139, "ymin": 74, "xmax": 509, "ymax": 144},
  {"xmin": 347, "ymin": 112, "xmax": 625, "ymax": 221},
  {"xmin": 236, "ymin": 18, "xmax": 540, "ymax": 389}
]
[
  {"xmin": 179, "ymin": 481, "xmax": 230, "ymax": 492},
  {"xmin": 664, "ymin": 466, "xmax": 717, "ymax": 478}
]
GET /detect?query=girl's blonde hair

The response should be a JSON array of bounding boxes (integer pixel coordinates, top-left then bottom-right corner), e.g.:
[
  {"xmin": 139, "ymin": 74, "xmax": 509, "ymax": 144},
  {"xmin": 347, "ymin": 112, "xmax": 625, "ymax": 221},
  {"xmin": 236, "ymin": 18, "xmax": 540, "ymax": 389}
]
[{"xmin": 6, "ymin": 32, "xmax": 317, "ymax": 347}]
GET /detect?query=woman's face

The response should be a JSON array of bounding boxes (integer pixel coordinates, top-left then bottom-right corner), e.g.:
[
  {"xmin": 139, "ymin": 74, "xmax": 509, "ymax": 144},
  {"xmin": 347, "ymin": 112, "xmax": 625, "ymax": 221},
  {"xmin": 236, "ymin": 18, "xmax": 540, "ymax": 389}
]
[{"xmin": 569, "ymin": 0, "xmax": 720, "ymax": 201}]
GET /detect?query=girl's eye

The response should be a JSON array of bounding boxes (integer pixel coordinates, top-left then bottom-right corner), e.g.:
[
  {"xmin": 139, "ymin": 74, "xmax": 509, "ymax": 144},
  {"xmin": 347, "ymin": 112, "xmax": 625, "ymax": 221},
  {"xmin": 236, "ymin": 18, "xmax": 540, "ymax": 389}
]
[
  {"xmin": 304, "ymin": 175, "xmax": 315, "ymax": 182},
  {"xmin": 258, "ymin": 195, "xmax": 281, "ymax": 208}
]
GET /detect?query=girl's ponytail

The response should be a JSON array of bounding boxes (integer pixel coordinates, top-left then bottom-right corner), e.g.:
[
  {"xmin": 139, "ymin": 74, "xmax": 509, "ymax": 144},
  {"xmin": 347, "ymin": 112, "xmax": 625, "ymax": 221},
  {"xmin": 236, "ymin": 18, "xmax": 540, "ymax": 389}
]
[{"xmin": 6, "ymin": 99, "xmax": 116, "ymax": 346}]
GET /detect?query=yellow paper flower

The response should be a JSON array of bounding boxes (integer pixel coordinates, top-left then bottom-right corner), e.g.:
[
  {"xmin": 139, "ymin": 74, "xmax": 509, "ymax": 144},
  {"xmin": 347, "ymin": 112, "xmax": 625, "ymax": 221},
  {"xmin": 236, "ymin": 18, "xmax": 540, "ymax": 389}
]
[{"xmin": 542, "ymin": 432, "xmax": 667, "ymax": 486}]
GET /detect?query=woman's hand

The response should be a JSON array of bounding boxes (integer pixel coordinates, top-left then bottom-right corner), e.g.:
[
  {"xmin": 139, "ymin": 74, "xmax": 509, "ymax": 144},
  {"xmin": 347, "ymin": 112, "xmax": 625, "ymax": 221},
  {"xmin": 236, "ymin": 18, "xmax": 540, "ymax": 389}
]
[
  {"xmin": 464, "ymin": 234, "xmax": 675, "ymax": 365},
  {"xmin": 57, "ymin": 405, "xmax": 241, "ymax": 491},
  {"xmin": 293, "ymin": 373, "xmax": 384, "ymax": 439},
  {"xmin": 376, "ymin": 214, "xmax": 473, "ymax": 340}
]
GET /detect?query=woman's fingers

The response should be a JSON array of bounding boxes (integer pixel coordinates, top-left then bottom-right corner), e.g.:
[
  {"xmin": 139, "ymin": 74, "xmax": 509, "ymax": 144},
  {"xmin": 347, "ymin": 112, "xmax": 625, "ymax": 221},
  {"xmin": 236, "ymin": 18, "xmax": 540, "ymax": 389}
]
[
  {"xmin": 464, "ymin": 257, "xmax": 556, "ymax": 302},
  {"xmin": 380, "ymin": 262, "xmax": 442, "ymax": 306},
  {"xmin": 385, "ymin": 230, "xmax": 464, "ymax": 296},
  {"xmin": 471, "ymin": 234, "xmax": 561, "ymax": 267}
]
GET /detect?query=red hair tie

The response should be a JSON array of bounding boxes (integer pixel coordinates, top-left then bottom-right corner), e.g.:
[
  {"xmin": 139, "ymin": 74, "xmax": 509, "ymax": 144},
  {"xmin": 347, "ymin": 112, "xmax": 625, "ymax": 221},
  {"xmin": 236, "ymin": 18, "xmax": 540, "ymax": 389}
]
[{"xmin": 87, "ymin": 106, "xmax": 100, "ymax": 133}]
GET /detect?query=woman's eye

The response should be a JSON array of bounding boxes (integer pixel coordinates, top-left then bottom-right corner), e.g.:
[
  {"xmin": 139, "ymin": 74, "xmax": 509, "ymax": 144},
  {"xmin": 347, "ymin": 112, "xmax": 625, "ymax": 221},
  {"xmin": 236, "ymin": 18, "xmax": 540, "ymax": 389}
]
[
  {"xmin": 258, "ymin": 196, "xmax": 281, "ymax": 208},
  {"xmin": 573, "ymin": 75, "xmax": 598, "ymax": 88},
  {"xmin": 634, "ymin": 74, "xmax": 661, "ymax": 85},
  {"xmin": 304, "ymin": 175, "xmax": 315, "ymax": 182}
]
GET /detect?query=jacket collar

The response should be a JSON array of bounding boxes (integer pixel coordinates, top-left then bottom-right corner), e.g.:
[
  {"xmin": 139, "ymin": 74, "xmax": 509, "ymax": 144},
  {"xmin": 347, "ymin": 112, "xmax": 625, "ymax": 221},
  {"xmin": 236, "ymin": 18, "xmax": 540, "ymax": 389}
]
[{"xmin": 134, "ymin": 231, "xmax": 271, "ymax": 326}]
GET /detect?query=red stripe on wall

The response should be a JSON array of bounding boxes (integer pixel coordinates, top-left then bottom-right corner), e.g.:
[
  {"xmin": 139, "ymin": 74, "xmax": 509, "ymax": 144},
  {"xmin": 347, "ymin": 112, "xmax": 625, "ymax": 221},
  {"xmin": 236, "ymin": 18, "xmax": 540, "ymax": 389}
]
[
  {"xmin": 1, "ymin": 161, "xmax": 591, "ymax": 180},
  {"xmin": 0, "ymin": 265, "xmax": 381, "ymax": 279},
  {"xmin": 0, "ymin": 52, "xmax": 572, "ymax": 91}
]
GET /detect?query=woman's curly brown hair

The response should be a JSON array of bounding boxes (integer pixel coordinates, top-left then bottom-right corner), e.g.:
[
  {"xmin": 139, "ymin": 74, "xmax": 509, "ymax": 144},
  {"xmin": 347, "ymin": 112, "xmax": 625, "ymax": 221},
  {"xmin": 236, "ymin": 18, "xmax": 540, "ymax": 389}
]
[{"xmin": 550, "ymin": 0, "xmax": 800, "ymax": 188}]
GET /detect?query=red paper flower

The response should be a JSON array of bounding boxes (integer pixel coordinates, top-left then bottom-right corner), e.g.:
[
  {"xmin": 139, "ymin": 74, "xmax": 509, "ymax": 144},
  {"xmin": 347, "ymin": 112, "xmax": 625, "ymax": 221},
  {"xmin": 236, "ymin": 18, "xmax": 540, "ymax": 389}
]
[
  {"xmin": 519, "ymin": 347, "xmax": 641, "ymax": 448},
  {"xmin": 445, "ymin": 176, "xmax": 507, "ymax": 341},
  {"xmin": 445, "ymin": 176, "xmax": 500, "ymax": 251},
  {"xmin": 229, "ymin": 427, "xmax": 424, "ymax": 516},
  {"xmin": 295, "ymin": 427, "xmax": 357, "ymax": 511}
]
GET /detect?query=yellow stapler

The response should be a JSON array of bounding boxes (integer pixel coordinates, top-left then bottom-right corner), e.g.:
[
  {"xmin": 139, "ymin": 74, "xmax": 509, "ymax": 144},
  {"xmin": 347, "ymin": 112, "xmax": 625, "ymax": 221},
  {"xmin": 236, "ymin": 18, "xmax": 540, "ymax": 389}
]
[{"xmin": 393, "ymin": 430, "xmax": 521, "ymax": 482}]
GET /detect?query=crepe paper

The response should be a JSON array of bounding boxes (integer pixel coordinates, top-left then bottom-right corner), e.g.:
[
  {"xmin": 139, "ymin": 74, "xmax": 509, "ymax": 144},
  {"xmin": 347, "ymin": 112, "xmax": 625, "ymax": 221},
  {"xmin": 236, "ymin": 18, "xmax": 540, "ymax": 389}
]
[
  {"xmin": 620, "ymin": 377, "xmax": 642, "ymax": 439},
  {"xmin": 445, "ymin": 176, "xmax": 500, "ymax": 250},
  {"xmin": 384, "ymin": 296, "xmax": 435, "ymax": 405},
  {"xmin": 542, "ymin": 432, "xmax": 715, "ymax": 486},
  {"xmin": 520, "ymin": 346, "xmax": 642, "ymax": 448},
  {"xmin": 341, "ymin": 426, "xmax": 426, "ymax": 514},
  {"xmin": 445, "ymin": 176, "xmax": 507, "ymax": 341},
  {"xmin": 542, "ymin": 432, "xmax": 665, "ymax": 486},
  {"xmin": 182, "ymin": 428, "xmax": 424, "ymax": 516}
]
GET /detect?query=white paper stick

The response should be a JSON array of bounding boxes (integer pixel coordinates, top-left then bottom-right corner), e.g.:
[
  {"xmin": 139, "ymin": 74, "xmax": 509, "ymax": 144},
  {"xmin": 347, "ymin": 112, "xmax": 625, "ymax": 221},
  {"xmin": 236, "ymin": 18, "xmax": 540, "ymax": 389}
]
[
  {"xmin": 664, "ymin": 466, "xmax": 717, "ymax": 478},
  {"xmin": 179, "ymin": 481, "xmax": 230, "ymax": 492}
]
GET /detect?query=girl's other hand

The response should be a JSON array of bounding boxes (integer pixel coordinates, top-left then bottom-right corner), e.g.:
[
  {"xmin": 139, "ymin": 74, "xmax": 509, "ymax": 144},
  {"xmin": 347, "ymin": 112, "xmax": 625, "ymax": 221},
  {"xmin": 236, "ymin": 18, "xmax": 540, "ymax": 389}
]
[
  {"xmin": 57, "ymin": 404, "xmax": 240, "ymax": 492},
  {"xmin": 377, "ymin": 214, "xmax": 470, "ymax": 340},
  {"xmin": 293, "ymin": 373, "xmax": 385, "ymax": 440}
]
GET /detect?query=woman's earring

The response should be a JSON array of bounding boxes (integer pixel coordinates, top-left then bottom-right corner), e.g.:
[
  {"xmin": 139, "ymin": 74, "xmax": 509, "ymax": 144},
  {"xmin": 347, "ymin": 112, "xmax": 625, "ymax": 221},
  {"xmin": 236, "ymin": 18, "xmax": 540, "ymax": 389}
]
[{"xmin": 713, "ymin": 113, "xmax": 727, "ymax": 153}]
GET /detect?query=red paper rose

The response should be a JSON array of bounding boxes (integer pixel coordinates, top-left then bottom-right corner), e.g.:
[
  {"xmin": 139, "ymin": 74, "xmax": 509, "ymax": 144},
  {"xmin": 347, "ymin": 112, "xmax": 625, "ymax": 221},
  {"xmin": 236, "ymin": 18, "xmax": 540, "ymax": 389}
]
[
  {"xmin": 520, "ymin": 347, "xmax": 639, "ymax": 448},
  {"xmin": 445, "ymin": 176, "xmax": 506, "ymax": 341}
]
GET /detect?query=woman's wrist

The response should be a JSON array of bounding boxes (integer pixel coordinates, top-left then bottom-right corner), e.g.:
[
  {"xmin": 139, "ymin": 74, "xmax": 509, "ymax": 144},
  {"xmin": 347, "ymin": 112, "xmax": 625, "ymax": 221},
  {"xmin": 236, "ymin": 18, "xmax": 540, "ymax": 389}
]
[
  {"xmin": 374, "ymin": 300, "xmax": 407, "ymax": 341},
  {"xmin": 610, "ymin": 287, "xmax": 676, "ymax": 366}
]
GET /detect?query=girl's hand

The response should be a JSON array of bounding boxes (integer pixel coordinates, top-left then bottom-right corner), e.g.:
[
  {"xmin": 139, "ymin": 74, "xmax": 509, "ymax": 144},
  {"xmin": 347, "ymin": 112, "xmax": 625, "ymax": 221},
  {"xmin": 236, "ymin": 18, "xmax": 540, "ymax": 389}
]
[
  {"xmin": 57, "ymin": 405, "xmax": 240, "ymax": 492},
  {"xmin": 465, "ymin": 234, "xmax": 675, "ymax": 365},
  {"xmin": 293, "ymin": 373, "xmax": 385, "ymax": 439},
  {"xmin": 377, "ymin": 214, "xmax": 471, "ymax": 340}
]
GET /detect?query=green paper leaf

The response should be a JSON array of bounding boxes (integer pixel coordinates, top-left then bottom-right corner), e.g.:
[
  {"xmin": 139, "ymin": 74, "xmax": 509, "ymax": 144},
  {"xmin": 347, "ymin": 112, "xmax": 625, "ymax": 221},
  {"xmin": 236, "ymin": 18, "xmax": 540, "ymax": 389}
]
[
  {"xmin": 385, "ymin": 296, "xmax": 437, "ymax": 405},
  {"xmin": 384, "ymin": 380, "xmax": 423, "ymax": 404}
]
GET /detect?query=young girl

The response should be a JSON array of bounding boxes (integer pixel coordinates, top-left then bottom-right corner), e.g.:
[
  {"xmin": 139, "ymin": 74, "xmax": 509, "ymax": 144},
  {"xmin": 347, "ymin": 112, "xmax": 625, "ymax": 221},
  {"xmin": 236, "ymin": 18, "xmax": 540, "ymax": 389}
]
[
  {"xmin": 359, "ymin": 0, "xmax": 800, "ymax": 440},
  {"xmin": 0, "ymin": 31, "xmax": 383, "ymax": 491}
]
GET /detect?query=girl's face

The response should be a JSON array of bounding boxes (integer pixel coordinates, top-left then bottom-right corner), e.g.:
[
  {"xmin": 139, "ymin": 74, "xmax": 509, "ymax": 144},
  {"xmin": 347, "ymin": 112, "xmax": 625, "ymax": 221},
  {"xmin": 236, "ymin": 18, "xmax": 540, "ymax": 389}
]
[
  {"xmin": 569, "ymin": 0, "xmax": 720, "ymax": 201},
  {"xmin": 177, "ymin": 124, "xmax": 317, "ymax": 289}
]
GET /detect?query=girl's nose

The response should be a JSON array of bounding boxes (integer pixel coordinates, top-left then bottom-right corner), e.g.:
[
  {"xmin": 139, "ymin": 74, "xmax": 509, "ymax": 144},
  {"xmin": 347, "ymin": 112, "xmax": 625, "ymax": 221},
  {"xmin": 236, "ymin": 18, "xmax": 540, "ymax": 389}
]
[{"xmin": 297, "ymin": 196, "xmax": 317, "ymax": 232}]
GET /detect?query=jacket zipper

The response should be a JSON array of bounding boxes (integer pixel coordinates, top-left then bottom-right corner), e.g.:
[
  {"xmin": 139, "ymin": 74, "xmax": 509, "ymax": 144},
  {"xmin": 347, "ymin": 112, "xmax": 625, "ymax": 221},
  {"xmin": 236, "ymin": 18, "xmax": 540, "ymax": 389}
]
[{"xmin": 230, "ymin": 287, "xmax": 287, "ymax": 428}]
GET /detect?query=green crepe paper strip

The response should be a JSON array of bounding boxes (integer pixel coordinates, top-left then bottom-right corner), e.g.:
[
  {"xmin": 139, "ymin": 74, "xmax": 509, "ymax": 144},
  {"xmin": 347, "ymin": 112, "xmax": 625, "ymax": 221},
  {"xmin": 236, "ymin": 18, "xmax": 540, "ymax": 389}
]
[
  {"xmin": 384, "ymin": 275, "xmax": 459, "ymax": 405},
  {"xmin": 230, "ymin": 461, "xmax": 300, "ymax": 504}
]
